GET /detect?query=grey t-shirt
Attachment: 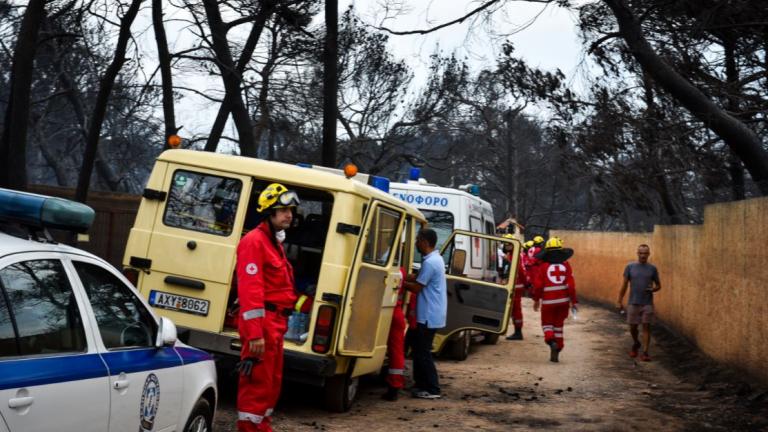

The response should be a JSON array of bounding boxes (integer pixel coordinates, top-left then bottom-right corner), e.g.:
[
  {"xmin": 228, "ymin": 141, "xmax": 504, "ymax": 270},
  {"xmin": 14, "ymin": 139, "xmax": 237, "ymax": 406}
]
[{"xmin": 624, "ymin": 262, "xmax": 660, "ymax": 305}]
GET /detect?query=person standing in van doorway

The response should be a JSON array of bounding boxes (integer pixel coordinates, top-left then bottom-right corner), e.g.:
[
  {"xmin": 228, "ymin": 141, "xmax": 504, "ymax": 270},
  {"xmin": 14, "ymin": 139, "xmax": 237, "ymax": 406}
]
[
  {"xmin": 617, "ymin": 244, "xmax": 661, "ymax": 362},
  {"xmin": 403, "ymin": 228, "xmax": 447, "ymax": 399},
  {"xmin": 500, "ymin": 235, "xmax": 526, "ymax": 340},
  {"xmin": 235, "ymin": 183, "xmax": 301, "ymax": 432}
]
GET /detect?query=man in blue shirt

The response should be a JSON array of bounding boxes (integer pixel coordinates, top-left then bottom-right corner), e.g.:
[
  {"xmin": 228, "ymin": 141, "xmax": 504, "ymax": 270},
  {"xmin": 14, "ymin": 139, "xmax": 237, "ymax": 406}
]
[{"xmin": 404, "ymin": 228, "xmax": 447, "ymax": 399}]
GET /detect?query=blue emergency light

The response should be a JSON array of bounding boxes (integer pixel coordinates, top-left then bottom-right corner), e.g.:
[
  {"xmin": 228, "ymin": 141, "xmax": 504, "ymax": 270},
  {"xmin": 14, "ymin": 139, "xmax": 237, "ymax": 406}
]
[
  {"xmin": 469, "ymin": 184, "xmax": 480, "ymax": 196},
  {"xmin": 368, "ymin": 176, "xmax": 390, "ymax": 193},
  {"xmin": 409, "ymin": 167, "xmax": 421, "ymax": 181},
  {"xmin": 0, "ymin": 188, "xmax": 95, "ymax": 233},
  {"xmin": 296, "ymin": 162, "xmax": 313, "ymax": 168}
]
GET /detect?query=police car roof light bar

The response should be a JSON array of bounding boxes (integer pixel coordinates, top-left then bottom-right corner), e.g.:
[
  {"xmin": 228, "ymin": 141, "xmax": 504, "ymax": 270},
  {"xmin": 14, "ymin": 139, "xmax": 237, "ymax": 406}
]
[{"xmin": 0, "ymin": 188, "xmax": 95, "ymax": 233}]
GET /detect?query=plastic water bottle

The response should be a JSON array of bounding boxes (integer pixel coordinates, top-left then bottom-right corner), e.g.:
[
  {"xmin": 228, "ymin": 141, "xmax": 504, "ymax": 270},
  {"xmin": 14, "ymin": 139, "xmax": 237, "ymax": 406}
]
[
  {"xmin": 286, "ymin": 312, "xmax": 299, "ymax": 340},
  {"xmin": 571, "ymin": 305, "xmax": 579, "ymax": 321}
]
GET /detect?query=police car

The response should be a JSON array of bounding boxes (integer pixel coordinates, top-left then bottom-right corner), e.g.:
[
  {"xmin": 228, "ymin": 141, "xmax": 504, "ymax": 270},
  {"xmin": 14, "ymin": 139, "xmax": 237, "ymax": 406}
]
[{"xmin": 0, "ymin": 189, "xmax": 217, "ymax": 432}]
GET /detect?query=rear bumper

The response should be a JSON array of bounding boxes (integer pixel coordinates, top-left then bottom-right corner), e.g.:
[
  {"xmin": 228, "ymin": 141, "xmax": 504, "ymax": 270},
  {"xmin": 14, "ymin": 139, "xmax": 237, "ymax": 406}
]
[{"xmin": 178, "ymin": 327, "xmax": 336, "ymax": 386}]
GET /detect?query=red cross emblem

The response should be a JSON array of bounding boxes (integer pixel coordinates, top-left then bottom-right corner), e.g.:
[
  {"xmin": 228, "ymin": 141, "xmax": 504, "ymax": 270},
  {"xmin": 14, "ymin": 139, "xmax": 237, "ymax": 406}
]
[{"xmin": 547, "ymin": 264, "xmax": 567, "ymax": 284}]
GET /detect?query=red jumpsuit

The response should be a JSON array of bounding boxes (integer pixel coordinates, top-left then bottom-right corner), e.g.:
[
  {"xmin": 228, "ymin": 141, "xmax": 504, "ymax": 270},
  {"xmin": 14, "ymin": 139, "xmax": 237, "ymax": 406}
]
[
  {"xmin": 236, "ymin": 221, "xmax": 297, "ymax": 432},
  {"xmin": 385, "ymin": 268, "xmax": 407, "ymax": 389},
  {"xmin": 510, "ymin": 254, "xmax": 527, "ymax": 330},
  {"xmin": 531, "ymin": 260, "xmax": 576, "ymax": 350}
]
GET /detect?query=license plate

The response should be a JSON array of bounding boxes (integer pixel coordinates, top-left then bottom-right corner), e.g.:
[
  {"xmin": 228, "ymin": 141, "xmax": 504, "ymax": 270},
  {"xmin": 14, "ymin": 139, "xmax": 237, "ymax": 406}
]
[{"xmin": 149, "ymin": 290, "xmax": 210, "ymax": 316}]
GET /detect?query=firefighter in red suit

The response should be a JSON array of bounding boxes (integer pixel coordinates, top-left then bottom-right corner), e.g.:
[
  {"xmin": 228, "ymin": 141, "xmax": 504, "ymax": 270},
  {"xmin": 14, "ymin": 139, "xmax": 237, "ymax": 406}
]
[
  {"xmin": 383, "ymin": 267, "xmax": 408, "ymax": 401},
  {"xmin": 531, "ymin": 237, "xmax": 577, "ymax": 363},
  {"xmin": 236, "ymin": 183, "xmax": 301, "ymax": 432}
]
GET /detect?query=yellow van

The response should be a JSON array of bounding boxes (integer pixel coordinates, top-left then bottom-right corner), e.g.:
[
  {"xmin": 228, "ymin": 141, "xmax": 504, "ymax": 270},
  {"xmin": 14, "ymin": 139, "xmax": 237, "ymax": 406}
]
[{"xmin": 122, "ymin": 150, "xmax": 520, "ymax": 411}]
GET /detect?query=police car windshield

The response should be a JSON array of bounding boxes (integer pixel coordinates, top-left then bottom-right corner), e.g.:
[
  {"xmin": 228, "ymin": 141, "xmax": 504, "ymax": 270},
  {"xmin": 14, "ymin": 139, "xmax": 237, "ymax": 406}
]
[{"xmin": 415, "ymin": 210, "xmax": 454, "ymax": 263}]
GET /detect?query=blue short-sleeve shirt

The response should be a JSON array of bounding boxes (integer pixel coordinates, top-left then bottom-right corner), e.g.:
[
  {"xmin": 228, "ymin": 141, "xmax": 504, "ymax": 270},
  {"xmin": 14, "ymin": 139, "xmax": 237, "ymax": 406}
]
[{"xmin": 416, "ymin": 250, "xmax": 448, "ymax": 329}]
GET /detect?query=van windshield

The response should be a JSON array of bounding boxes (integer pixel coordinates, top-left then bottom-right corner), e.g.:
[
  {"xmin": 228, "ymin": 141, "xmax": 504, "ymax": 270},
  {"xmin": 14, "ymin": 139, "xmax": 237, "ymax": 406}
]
[{"xmin": 415, "ymin": 210, "xmax": 454, "ymax": 263}]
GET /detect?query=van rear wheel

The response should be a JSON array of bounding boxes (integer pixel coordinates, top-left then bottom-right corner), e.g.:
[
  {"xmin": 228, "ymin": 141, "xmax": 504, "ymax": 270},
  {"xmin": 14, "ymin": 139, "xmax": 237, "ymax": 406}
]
[{"xmin": 323, "ymin": 371, "xmax": 359, "ymax": 412}]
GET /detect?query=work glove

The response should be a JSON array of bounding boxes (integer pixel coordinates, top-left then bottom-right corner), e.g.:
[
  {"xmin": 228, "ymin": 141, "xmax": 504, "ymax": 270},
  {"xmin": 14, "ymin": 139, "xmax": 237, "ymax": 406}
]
[{"xmin": 237, "ymin": 357, "xmax": 261, "ymax": 379}]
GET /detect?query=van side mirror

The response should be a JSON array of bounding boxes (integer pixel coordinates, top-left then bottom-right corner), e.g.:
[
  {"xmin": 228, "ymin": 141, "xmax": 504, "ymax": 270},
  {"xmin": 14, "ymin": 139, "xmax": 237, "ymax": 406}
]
[
  {"xmin": 155, "ymin": 317, "xmax": 178, "ymax": 348},
  {"xmin": 451, "ymin": 249, "xmax": 467, "ymax": 275}
]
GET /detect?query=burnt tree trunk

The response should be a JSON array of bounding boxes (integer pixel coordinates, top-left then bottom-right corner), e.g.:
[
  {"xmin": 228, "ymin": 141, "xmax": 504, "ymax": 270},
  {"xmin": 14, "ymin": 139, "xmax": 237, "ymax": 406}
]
[
  {"xmin": 0, "ymin": 0, "xmax": 46, "ymax": 191},
  {"xmin": 723, "ymin": 38, "xmax": 745, "ymax": 200},
  {"xmin": 322, "ymin": 0, "xmax": 338, "ymax": 168},
  {"xmin": 204, "ymin": 1, "xmax": 275, "ymax": 152},
  {"xmin": 153, "ymin": 0, "xmax": 178, "ymax": 149},
  {"xmin": 604, "ymin": 0, "xmax": 768, "ymax": 195},
  {"xmin": 202, "ymin": 0, "xmax": 257, "ymax": 156},
  {"xmin": 75, "ymin": 0, "xmax": 142, "ymax": 203}
]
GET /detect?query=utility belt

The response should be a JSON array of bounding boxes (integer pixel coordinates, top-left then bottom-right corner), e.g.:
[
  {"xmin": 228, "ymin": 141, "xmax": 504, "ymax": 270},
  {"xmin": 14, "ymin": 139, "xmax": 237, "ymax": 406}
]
[{"xmin": 265, "ymin": 302, "xmax": 293, "ymax": 317}]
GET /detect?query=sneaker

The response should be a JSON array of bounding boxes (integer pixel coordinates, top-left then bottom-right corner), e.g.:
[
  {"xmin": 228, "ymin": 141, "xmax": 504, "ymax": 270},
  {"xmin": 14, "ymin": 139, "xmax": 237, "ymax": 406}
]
[
  {"xmin": 640, "ymin": 352, "xmax": 652, "ymax": 362},
  {"xmin": 413, "ymin": 390, "xmax": 441, "ymax": 399},
  {"xmin": 629, "ymin": 342, "xmax": 641, "ymax": 358},
  {"xmin": 549, "ymin": 341, "xmax": 560, "ymax": 363},
  {"xmin": 382, "ymin": 386, "xmax": 399, "ymax": 401}
]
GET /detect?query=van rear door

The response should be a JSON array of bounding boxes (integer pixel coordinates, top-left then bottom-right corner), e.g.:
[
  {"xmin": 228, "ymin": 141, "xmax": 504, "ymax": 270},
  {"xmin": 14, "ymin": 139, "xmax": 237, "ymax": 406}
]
[
  {"xmin": 337, "ymin": 201, "xmax": 405, "ymax": 357},
  {"xmin": 139, "ymin": 165, "xmax": 252, "ymax": 333},
  {"xmin": 438, "ymin": 230, "xmax": 520, "ymax": 337}
]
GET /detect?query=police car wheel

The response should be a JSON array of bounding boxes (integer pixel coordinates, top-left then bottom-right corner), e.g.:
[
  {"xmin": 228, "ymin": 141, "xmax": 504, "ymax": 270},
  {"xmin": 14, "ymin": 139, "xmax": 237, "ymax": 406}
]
[{"xmin": 184, "ymin": 398, "xmax": 213, "ymax": 432}]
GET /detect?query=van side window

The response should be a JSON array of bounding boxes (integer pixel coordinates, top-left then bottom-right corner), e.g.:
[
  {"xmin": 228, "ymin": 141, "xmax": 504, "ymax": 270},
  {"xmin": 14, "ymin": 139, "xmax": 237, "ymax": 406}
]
[
  {"xmin": 363, "ymin": 206, "xmax": 402, "ymax": 266},
  {"xmin": 164, "ymin": 170, "xmax": 242, "ymax": 236},
  {"xmin": 416, "ymin": 210, "xmax": 454, "ymax": 263},
  {"xmin": 469, "ymin": 216, "xmax": 483, "ymax": 269}
]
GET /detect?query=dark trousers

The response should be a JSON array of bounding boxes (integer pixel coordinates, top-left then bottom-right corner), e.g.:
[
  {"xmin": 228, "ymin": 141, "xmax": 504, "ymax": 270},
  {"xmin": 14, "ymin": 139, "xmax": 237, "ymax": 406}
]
[{"xmin": 412, "ymin": 323, "xmax": 439, "ymax": 394}]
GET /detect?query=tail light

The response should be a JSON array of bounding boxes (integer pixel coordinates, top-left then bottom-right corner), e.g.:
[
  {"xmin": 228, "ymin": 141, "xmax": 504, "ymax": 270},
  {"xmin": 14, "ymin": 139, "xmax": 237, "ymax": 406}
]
[
  {"xmin": 312, "ymin": 305, "xmax": 336, "ymax": 354},
  {"xmin": 123, "ymin": 268, "xmax": 139, "ymax": 287}
]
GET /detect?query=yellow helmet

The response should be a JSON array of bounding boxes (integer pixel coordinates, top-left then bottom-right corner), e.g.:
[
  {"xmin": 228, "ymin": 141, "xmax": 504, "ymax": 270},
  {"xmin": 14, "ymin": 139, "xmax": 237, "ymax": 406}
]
[
  {"xmin": 257, "ymin": 183, "xmax": 300, "ymax": 212},
  {"xmin": 502, "ymin": 233, "xmax": 516, "ymax": 240},
  {"xmin": 523, "ymin": 240, "xmax": 534, "ymax": 250},
  {"xmin": 533, "ymin": 235, "xmax": 545, "ymax": 245},
  {"xmin": 545, "ymin": 237, "xmax": 563, "ymax": 250}
]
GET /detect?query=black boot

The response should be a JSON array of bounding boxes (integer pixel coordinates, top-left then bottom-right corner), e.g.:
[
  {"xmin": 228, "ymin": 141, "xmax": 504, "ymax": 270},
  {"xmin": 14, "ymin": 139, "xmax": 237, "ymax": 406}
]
[
  {"xmin": 549, "ymin": 341, "xmax": 560, "ymax": 363},
  {"xmin": 506, "ymin": 327, "xmax": 523, "ymax": 340},
  {"xmin": 382, "ymin": 386, "xmax": 399, "ymax": 401}
]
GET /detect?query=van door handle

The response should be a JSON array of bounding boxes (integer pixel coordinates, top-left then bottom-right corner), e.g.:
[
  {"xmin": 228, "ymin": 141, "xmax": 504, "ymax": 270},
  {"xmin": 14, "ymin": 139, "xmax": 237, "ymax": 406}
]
[
  {"xmin": 8, "ymin": 396, "xmax": 34, "ymax": 408},
  {"xmin": 114, "ymin": 379, "xmax": 130, "ymax": 390}
]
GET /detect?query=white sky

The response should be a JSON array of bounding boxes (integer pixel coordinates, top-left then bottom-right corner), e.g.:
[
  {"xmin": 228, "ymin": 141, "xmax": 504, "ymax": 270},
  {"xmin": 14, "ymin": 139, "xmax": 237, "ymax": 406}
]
[{"xmin": 134, "ymin": 1, "xmax": 596, "ymax": 144}]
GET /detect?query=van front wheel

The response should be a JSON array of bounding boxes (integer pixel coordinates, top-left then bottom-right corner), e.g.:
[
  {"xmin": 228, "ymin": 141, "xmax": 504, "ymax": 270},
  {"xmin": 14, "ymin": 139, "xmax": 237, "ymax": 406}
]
[
  {"xmin": 323, "ymin": 371, "xmax": 359, "ymax": 413},
  {"xmin": 447, "ymin": 330, "xmax": 471, "ymax": 361}
]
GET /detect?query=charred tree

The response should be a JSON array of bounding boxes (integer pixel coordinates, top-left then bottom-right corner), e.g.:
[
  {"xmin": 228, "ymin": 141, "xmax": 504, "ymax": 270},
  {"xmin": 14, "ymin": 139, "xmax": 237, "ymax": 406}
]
[
  {"xmin": 0, "ymin": 0, "xmax": 46, "ymax": 191},
  {"xmin": 75, "ymin": 0, "xmax": 142, "ymax": 203},
  {"xmin": 202, "ymin": 0, "xmax": 257, "ymax": 156},
  {"xmin": 152, "ymin": 0, "xmax": 178, "ymax": 149},
  {"xmin": 321, "ymin": 0, "xmax": 338, "ymax": 168}
]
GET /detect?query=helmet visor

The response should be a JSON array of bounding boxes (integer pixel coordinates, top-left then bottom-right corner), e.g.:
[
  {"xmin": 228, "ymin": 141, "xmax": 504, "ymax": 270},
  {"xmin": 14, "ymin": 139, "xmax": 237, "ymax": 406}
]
[{"xmin": 276, "ymin": 190, "xmax": 300, "ymax": 207}]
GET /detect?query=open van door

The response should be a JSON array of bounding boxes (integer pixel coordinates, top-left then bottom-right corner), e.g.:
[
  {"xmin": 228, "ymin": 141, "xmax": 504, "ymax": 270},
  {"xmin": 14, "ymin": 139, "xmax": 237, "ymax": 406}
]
[
  {"xmin": 437, "ymin": 229, "xmax": 520, "ymax": 338},
  {"xmin": 337, "ymin": 201, "xmax": 405, "ymax": 357}
]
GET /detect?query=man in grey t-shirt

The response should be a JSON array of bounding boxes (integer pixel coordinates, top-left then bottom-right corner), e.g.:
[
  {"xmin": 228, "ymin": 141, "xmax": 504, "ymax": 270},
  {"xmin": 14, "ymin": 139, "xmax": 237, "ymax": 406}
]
[{"xmin": 617, "ymin": 244, "xmax": 661, "ymax": 361}]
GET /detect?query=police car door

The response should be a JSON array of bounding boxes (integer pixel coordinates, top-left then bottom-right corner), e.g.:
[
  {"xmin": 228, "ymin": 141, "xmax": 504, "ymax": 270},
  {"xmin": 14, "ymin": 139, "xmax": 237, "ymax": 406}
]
[
  {"xmin": 438, "ymin": 230, "xmax": 520, "ymax": 338},
  {"xmin": 338, "ymin": 201, "xmax": 404, "ymax": 357},
  {"xmin": 0, "ymin": 253, "xmax": 109, "ymax": 432},
  {"xmin": 67, "ymin": 257, "xmax": 183, "ymax": 432}
]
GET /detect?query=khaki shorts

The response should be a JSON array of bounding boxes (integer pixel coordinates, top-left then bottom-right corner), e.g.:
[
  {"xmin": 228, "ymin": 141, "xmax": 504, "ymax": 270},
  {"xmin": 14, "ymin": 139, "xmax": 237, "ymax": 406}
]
[{"xmin": 627, "ymin": 304, "xmax": 654, "ymax": 325}]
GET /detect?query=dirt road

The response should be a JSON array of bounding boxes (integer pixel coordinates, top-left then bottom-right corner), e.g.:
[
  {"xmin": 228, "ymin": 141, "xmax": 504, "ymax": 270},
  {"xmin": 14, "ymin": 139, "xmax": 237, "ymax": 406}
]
[{"xmin": 214, "ymin": 300, "xmax": 768, "ymax": 431}]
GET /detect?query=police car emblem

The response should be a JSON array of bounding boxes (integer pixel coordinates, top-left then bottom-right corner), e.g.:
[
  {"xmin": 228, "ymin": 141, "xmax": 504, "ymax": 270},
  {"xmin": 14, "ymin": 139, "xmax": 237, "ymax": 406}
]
[
  {"xmin": 246, "ymin": 263, "xmax": 258, "ymax": 275},
  {"xmin": 139, "ymin": 373, "xmax": 160, "ymax": 431}
]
